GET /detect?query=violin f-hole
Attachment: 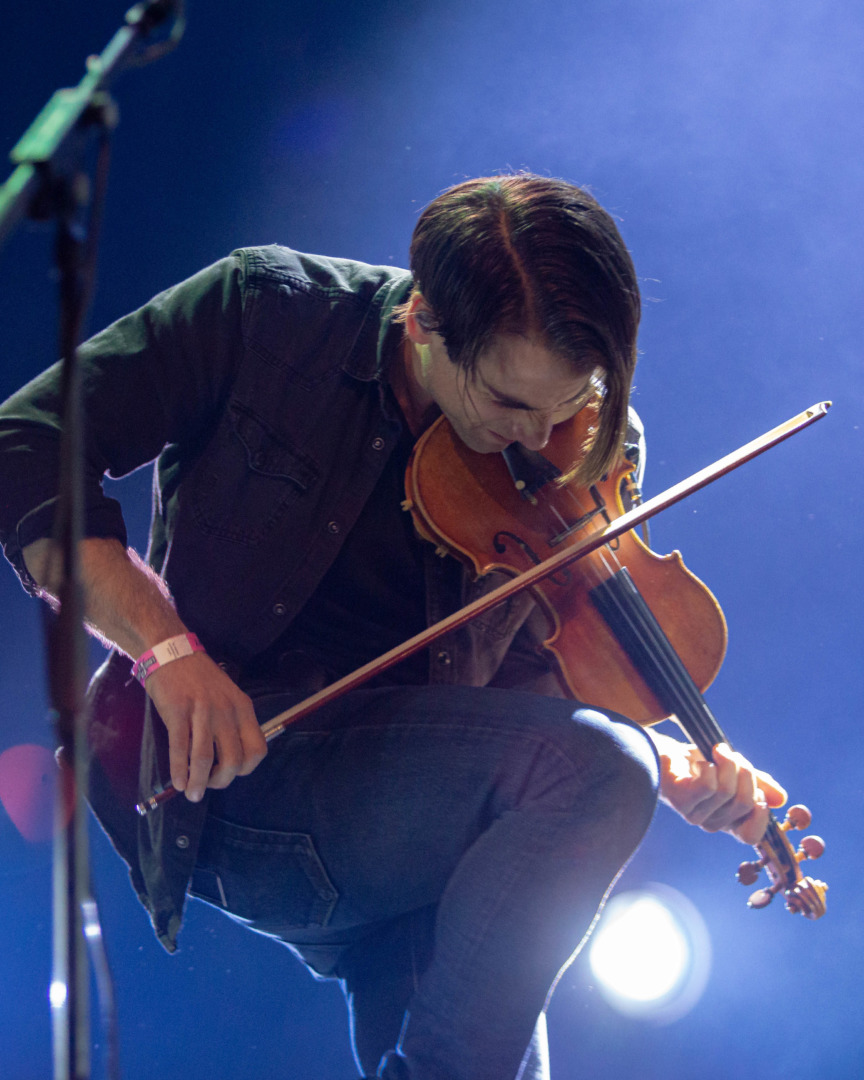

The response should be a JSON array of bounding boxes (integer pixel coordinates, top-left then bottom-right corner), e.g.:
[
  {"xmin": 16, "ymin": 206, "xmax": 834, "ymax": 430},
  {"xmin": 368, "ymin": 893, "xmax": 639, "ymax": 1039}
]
[{"xmin": 493, "ymin": 531, "xmax": 572, "ymax": 587}]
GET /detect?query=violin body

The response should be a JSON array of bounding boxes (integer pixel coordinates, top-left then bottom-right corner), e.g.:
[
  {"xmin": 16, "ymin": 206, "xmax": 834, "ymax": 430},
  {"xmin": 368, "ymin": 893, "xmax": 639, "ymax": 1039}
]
[{"xmin": 404, "ymin": 402, "xmax": 727, "ymax": 726}]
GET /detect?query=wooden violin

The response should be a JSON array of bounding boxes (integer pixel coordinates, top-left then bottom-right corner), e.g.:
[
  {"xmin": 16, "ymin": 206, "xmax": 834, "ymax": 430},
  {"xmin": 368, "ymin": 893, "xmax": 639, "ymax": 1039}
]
[
  {"xmin": 403, "ymin": 398, "xmax": 828, "ymax": 918},
  {"xmin": 138, "ymin": 400, "xmax": 831, "ymax": 920}
]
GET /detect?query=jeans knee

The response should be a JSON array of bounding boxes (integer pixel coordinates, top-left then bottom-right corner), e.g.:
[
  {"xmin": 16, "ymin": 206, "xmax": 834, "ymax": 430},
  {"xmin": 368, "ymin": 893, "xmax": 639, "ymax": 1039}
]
[
  {"xmin": 575, "ymin": 707, "xmax": 660, "ymax": 843},
  {"xmin": 528, "ymin": 705, "xmax": 659, "ymax": 837}
]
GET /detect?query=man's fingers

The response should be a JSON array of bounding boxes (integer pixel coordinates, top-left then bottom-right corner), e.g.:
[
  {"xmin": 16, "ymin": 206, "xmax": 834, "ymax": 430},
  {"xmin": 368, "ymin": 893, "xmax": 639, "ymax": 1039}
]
[
  {"xmin": 167, "ymin": 716, "xmax": 191, "ymax": 795},
  {"xmin": 756, "ymin": 769, "xmax": 788, "ymax": 808},
  {"xmin": 208, "ymin": 696, "xmax": 266, "ymax": 786},
  {"xmin": 237, "ymin": 712, "xmax": 268, "ymax": 776},
  {"xmin": 674, "ymin": 746, "xmax": 761, "ymax": 833},
  {"xmin": 676, "ymin": 757, "xmax": 728, "ymax": 829},
  {"xmin": 207, "ymin": 726, "xmax": 243, "ymax": 792},
  {"xmin": 699, "ymin": 745, "xmax": 777, "ymax": 841},
  {"xmin": 700, "ymin": 751, "xmax": 758, "ymax": 833},
  {"xmin": 146, "ymin": 654, "xmax": 265, "ymax": 799},
  {"xmin": 186, "ymin": 701, "xmax": 216, "ymax": 802},
  {"xmin": 728, "ymin": 801, "xmax": 771, "ymax": 846},
  {"xmin": 168, "ymin": 707, "xmax": 260, "ymax": 801},
  {"xmin": 654, "ymin": 731, "xmax": 788, "ymax": 847}
]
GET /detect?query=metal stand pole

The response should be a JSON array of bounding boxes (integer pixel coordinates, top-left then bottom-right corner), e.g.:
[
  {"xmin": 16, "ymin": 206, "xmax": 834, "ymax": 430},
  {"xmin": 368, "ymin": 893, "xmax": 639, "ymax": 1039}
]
[{"xmin": 0, "ymin": 5, "xmax": 186, "ymax": 1076}]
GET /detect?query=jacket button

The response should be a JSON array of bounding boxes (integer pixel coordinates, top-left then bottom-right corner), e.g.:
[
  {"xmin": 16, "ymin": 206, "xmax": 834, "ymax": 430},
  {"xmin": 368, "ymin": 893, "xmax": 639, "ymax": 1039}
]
[
  {"xmin": 175, "ymin": 835, "xmax": 190, "ymax": 850},
  {"xmin": 371, "ymin": 436, "xmax": 385, "ymax": 451},
  {"xmin": 436, "ymin": 650, "xmax": 452, "ymax": 666},
  {"xmin": 327, "ymin": 521, "xmax": 341, "ymax": 535},
  {"xmin": 272, "ymin": 602, "xmax": 287, "ymax": 616}
]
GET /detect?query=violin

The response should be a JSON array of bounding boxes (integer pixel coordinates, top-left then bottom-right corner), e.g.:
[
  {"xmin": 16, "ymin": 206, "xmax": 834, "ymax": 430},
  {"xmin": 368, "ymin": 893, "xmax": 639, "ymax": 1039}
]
[
  {"xmin": 405, "ymin": 397, "xmax": 727, "ymax": 726},
  {"xmin": 403, "ymin": 397, "xmax": 828, "ymax": 919},
  {"xmin": 138, "ymin": 399, "xmax": 830, "ymax": 920}
]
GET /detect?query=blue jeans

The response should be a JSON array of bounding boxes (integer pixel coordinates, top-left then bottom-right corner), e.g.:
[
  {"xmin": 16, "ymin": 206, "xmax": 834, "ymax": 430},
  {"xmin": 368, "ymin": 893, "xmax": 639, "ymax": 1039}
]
[{"xmin": 190, "ymin": 685, "xmax": 659, "ymax": 1080}]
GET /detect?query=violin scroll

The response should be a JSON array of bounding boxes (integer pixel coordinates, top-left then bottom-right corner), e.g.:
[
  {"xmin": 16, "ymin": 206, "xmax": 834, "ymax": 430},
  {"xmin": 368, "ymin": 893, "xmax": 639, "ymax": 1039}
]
[{"xmin": 736, "ymin": 804, "xmax": 828, "ymax": 919}]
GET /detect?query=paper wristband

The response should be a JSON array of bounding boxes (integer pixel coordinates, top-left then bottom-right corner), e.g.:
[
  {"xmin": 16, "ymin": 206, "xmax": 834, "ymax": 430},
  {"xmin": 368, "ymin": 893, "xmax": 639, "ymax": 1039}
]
[{"xmin": 132, "ymin": 633, "xmax": 205, "ymax": 685}]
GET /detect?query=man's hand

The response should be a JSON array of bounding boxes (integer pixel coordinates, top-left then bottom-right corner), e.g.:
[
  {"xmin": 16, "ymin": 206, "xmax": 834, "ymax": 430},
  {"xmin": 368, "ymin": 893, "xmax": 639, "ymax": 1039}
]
[
  {"xmin": 648, "ymin": 730, "xmax": 787, "ymax": 846},
  {"xmin": 145, "ymin": 652, "xmax": 267, "ymax": 802},
  {"xmin": 22, "ymin": 536, "xmax": 268, "ymax": 802}
]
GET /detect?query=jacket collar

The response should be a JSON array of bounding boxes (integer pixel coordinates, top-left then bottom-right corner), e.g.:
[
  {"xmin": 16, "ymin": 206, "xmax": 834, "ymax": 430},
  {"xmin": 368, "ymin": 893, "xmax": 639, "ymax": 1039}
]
[{"xmin": 341, "ymin": 270, "xmax": 413, "ymax": 382}]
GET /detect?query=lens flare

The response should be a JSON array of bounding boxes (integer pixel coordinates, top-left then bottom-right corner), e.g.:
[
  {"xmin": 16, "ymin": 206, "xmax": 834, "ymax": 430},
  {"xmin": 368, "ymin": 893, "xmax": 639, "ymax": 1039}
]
[
  {"xmin": 588, "ymin": 884, "xmax": 711, "ymax": 1022},
  {"xmin": 0, "ymin": 743, "xmax": 70, "ymax": 842}
]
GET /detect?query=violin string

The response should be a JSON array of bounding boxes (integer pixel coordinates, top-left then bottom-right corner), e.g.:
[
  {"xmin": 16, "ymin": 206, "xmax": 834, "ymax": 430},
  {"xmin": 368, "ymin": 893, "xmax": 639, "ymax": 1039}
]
[
  {"xmin": 591, "ymin": 569, "xmax": 726, "ymax": 754},
  {"xmin": 538, "ymin": 474, "xmax": 723, "ymax": 752},
  {"xmin": 549, "ymin": 504, "xmax": 569, "ymax": 531}
]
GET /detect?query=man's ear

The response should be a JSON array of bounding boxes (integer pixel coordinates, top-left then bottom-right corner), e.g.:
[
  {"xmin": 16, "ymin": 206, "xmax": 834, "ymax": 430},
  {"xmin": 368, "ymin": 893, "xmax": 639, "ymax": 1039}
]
[{"xmin": 404, "ymin": 293, "xmax": 437, "ymax": 344}]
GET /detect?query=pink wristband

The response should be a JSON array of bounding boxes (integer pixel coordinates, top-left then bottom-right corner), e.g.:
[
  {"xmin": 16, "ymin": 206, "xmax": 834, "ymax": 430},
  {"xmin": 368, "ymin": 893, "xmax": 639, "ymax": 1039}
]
[{"xmin": 132, "ymin": 633, "xmax": 205, "ymax": 685}]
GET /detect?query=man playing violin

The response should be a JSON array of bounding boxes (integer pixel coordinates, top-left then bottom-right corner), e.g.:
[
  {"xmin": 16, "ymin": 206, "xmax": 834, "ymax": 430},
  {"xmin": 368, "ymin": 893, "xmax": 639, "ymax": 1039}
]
[{"xmin": 0, "ymin": 174, "xmax": 785, "ymax": 1080}]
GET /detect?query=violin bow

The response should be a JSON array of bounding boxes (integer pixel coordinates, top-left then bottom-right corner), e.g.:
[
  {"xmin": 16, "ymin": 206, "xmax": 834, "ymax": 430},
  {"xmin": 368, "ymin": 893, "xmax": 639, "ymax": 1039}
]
[{"xmin": 137, "ymin": 398, "xmax": 832, "ymax": 920}]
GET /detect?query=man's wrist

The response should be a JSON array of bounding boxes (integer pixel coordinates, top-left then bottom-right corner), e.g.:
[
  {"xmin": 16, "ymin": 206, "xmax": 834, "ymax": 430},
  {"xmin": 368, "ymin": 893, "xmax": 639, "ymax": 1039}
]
[{"xmin": 132, "ymin": 632, "xmax": 206, "ymax": 685}]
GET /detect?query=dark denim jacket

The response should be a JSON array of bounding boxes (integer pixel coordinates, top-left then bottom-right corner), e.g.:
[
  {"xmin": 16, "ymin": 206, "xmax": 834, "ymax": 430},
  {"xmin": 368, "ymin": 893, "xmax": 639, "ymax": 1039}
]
[{"xmin": 0, "ymin": 246, "xmax": 576, "ymax": 949}]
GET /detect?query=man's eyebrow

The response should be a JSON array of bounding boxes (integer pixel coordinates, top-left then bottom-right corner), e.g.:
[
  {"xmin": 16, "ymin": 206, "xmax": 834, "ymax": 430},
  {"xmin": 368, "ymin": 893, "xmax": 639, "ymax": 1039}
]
[{"xmin": 477, "ymin": 374, "xmax": 592, "ymax": 411}]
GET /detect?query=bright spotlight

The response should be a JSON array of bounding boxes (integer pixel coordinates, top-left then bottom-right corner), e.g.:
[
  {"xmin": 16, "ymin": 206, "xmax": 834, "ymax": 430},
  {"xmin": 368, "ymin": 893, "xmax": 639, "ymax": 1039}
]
[
  {"xmin": 49, "ymin": 979, "xmax": 68, "ymax": 1010},
  {"xmin": 588, "ymin": 884, "xmax": 711, "ymax": 1022}
]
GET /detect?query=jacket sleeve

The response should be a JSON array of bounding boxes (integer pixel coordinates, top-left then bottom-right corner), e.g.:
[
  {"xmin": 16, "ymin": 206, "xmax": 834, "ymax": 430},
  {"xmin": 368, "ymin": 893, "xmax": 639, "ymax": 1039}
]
[{"xmin": 0, "ymin": 252, "xmax": 248, "ymax": 593}]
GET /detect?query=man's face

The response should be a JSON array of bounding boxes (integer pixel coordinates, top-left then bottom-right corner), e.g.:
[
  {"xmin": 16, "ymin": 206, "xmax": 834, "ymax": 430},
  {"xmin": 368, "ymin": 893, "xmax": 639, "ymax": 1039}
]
[{"xmin": 413, "ymin": 331, "xmax": 594, "ymax": 454}]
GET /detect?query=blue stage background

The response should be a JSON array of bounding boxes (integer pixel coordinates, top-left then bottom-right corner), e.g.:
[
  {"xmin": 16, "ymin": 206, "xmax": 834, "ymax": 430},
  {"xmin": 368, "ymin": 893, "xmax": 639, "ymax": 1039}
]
[{"xmin": 1, "ymin": 2, "xmax": 861, "ymax": 1077}]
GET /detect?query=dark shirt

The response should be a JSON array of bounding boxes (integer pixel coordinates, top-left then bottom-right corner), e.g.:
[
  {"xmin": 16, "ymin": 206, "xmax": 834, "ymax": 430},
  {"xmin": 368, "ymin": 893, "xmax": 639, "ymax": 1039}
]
[{"xmin": 247, "ymin": 412, "xmax": 429, "ymax": 689}]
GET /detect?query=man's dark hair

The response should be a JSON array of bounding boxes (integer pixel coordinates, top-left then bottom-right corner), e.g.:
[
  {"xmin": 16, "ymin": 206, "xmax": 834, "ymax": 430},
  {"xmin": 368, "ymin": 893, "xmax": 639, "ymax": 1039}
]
[{"xmin": 403, "ymin": 174, "xmax": 641, "ymax": 483}]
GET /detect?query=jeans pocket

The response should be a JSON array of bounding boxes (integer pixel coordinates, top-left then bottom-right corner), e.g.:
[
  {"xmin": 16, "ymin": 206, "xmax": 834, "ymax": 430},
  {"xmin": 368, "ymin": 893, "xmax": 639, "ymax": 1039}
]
[{"xmin": 190, "ymin": 814, "xmax": 339, "ymax": 933}]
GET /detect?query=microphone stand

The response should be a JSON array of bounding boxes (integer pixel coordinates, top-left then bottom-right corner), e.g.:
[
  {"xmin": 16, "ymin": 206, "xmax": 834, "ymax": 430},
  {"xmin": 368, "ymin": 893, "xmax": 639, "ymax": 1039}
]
[{"xmin": 0, "ymin": 5, "xmax": 185, "ymax": 1077}]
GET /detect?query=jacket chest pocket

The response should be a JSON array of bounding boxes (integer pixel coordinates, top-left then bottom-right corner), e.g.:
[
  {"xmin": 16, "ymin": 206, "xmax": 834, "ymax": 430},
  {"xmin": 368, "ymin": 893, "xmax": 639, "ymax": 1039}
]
[{"xmin": 190, "ymin": 403, "xmax": 319, "ymax": 546}]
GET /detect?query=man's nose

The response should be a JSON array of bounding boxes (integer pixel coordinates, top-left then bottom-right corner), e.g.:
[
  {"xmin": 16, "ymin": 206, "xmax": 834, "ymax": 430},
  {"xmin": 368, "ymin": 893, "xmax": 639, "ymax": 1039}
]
[{"xmin": 514, "ymin": 412, "xmax": 555, "ymax": 451}]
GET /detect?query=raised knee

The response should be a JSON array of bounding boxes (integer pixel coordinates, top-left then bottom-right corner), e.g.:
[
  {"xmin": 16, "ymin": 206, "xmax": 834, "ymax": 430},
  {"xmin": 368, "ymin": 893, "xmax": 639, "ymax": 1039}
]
[
  {"xmin": 576, "ymin": 707, "xmax": 658, "ymax": 800},
  {"xmin": 513, "ymin": 705, "xmax": 660, "ymax": 877},
  {"xmin": 524, "ymin": 706, "xmax": 659, "ymax": 837}
]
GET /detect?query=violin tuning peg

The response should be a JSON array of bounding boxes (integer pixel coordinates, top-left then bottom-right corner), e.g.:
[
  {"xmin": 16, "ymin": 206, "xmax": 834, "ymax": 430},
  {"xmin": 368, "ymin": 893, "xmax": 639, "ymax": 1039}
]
[
  {"xmin": 747, "ymin": 886, "xmax": 777, "ymax": 909},
  {"xmin": 782, "ymin": 804, "xmax": 812, "ymax": 831},
  {"xmin": 798, "ymin": 835, "xmax": 826, "ymax": 861},
  {"xmin": 737, "ymin": 859, "xmax": 764, "ymax": 886}
]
